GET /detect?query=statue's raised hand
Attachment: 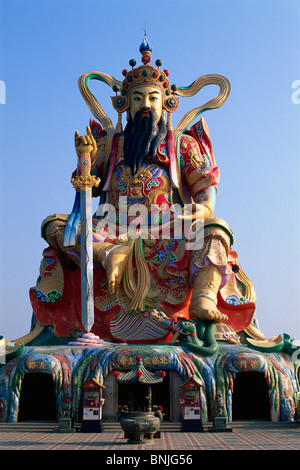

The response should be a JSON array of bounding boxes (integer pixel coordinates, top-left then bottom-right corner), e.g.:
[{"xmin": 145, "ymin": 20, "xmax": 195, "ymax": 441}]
[
  {"xmin": 71, "ymin": 126, "xmax": 101, "ymax": 191},
  {"xmin": 75, "ymin": 126, "xmax": 97, "ymax": 165}
]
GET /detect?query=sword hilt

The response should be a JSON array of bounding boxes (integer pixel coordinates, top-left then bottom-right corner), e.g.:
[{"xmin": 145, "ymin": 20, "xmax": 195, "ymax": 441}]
[
  {"xmin": 79, "ymin": 151, "xmax": 92, "ymax": 178},
  {"xmin": 71, "ymin": 151, "xmax": 100, "ymax": 191}
]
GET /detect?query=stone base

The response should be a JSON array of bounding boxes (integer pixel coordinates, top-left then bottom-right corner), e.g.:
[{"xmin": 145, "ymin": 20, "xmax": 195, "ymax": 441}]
[
  {"xmin": 209, "ymin": 416, "xmax": 232, "ymax": 432},
  {"xmin": 209, "ymin": 426, "xmax": 233, "ymax": 432},
  {"xmin": 53, "ymin": 417, "xmax": 76, "ymax": 433}
]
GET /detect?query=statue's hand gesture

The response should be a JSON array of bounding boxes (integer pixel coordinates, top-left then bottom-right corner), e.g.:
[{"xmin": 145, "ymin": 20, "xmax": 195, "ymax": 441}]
[
  {"xmin": 74, "ymin": 126, "xmax": 97, "ymax": 164},
  {"xmin": 71, "ymin": 126, "xmax": 101, "ymax": 191}
]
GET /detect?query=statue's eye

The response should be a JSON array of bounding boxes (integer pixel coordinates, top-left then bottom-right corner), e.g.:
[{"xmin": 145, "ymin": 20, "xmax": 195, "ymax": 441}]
[
  {"xmin": 127, "ymin": 175, "xmax": 132, "ymax": 179},
  {"xmin": 138, "ymin": 173, "xmax": 144, "ymax": 179}
]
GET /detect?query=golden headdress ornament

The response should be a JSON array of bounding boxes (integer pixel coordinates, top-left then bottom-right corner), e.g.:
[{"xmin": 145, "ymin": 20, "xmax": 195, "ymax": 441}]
[
  {"xmin": 78, "ymin": 36, "xmax": 231, "ymax": 141},
  {"xmin": 110, "ymin": 35, "xmax": 180, "ymax": 115}
]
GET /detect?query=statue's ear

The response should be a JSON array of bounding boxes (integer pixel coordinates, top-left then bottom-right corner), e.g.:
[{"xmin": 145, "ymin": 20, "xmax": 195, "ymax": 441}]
[
  {"xmin": 111, "ymin": 95, "xmax": 129, "ymax": 114},
  {"xmin": 163, "ymin": 95, "xmax": 180, "ymax": 113}
]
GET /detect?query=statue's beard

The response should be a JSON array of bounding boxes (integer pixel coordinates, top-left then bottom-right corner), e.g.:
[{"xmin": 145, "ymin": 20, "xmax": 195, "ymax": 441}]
[{"xmin": 123, "ymin": 109, "xmax": 167, "ymax": 175}]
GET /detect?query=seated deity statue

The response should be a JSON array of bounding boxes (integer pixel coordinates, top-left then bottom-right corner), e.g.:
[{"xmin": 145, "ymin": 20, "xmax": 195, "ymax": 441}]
[{"xmin": 29, "ymin": 37, "xmax": 256, "ymax": 344}]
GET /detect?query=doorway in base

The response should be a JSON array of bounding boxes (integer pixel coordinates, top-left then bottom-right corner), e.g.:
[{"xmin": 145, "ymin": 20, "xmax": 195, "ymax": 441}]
[
  {"xmin": 18, "ymin": 373, "xmax": 57, "ymax": 421},
  {"xmin": 232, "ymin": 371, "xmax": 270, "ymax": 421},
  {"xmin": 118, "ymin": 372, "xmax": 170, "ymax": 421}
]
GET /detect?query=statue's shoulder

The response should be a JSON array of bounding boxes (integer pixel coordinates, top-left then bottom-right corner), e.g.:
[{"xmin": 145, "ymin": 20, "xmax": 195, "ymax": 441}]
[
  {"xmin": 183, "ymin": 117, "xmax": 211, "ymax": 147},
  {"xmin": 181, "ymin": 117, "xmax": 216, "ymax": 166},
  {"xmin": 89, "ymin": 118, "xmax": 111, "ymax": 169},
  {"xmin": 179, "ymin": 133, "xmax": 200, "ymax": 153}
]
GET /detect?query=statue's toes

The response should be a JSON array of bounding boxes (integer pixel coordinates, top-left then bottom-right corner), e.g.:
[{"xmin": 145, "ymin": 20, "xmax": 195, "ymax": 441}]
[
  {"xmin": 206, "ymin": 310, "xmax": 215, "ymax": 321},
  {"xmin": 213, "ymin": 311, "xmax": 228, "ymax": 323}
]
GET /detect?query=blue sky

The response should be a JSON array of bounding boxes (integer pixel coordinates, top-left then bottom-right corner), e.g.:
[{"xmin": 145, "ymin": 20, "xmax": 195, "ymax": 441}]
[{"xmin": 0, "ymin": 0, "xmax": 300, "ymax": 343}]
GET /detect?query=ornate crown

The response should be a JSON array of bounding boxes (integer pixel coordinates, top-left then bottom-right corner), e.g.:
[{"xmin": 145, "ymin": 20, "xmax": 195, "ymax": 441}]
[{"xmin": 111, "ymin": 36, "xmax": 180, "ymax": 115}]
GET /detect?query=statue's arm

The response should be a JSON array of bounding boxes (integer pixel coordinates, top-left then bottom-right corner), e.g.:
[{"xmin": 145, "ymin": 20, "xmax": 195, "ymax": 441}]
[
  {"xmin": 179, "ymin": 132, "xmax": 218, "ymax": 219},
  {"xmin": 193, "ymin": 186, "xmax": 216, "ymax": 218}
]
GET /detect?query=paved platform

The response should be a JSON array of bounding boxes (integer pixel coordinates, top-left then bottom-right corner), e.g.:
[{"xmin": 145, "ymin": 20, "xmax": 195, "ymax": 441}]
[{"xmin": 0, "ymin": 421, "xmax": 299, "ymax": 452}]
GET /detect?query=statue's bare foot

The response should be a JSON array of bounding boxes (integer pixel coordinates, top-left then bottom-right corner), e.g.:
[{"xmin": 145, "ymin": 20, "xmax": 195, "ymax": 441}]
[
  {"xmin": 189, "ymin": 296, "xmax": 228, "ymax": 323},
  {"xmin": 102, "ymin": 245, "xmax": 132, "ymax": 295}
]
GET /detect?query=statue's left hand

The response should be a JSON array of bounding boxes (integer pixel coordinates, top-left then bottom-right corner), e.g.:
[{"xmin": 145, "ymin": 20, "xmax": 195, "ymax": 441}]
[
  {"xmin": 175, "ymin": 204, "xmax": 204, "ymax": 223},
  {"xmin": 75, "ymin": 126, "xmax": 97, "ymax": 163}
]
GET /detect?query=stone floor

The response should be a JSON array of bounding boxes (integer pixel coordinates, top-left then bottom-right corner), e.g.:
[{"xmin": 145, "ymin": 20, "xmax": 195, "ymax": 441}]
[{"xmin": 0, "ymin": 421, "xmax": 299, "ymax": 452}]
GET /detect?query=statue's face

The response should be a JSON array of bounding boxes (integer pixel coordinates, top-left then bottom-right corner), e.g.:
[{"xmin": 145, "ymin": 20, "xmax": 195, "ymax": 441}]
[{"xmin": 129, "ymin": 86, "xmax": 163, "ymax": 122}]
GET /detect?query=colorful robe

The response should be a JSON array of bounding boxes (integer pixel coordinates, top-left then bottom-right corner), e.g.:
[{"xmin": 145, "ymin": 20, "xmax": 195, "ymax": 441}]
[{"xmin": 30, "ymin": 118, "xmax": 255, "ymax": 343}]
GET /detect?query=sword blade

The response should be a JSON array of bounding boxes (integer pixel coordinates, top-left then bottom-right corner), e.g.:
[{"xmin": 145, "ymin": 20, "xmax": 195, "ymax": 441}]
[{"xmin": 80, "ymin": 187, "xmax": 94, "ymax": 333}]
